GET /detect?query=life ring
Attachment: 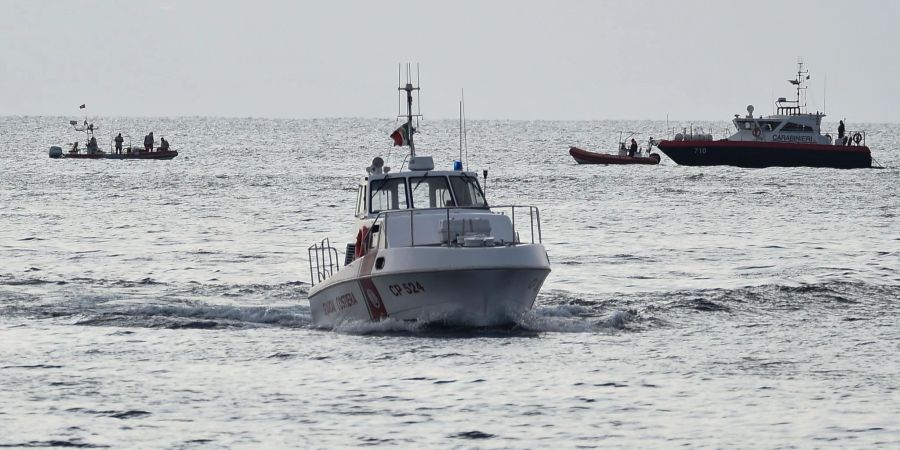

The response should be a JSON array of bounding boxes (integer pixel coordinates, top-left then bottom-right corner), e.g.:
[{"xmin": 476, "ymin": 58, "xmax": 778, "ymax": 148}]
[
  {"xmin": 354, "ymin": 226, "xmax": 369, "ymax": 259},
  {"xmin": 852, "ymin": 132, "xmax": 862, "ymax": 144},
  {"xmin": 752, "ymin": 127, "xmax": 761, "ymax": 138}
]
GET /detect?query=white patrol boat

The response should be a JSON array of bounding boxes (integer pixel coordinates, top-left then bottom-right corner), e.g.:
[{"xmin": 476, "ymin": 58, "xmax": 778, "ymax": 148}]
[
  {"xmin": 306, "ymin": 76, "xmax": 551, "ymax": 327},
  {"xmin": 656, "ymin": 62, "xmax": 872, "ymax": 168}
]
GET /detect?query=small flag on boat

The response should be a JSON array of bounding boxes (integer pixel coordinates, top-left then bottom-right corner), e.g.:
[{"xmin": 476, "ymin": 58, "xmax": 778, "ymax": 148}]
[
  {"xmin": 79, "ymin": 104, "xmax": 86, "ymax": 109},
  {"xmin": 390, "ymin": 122, "xmax": 412, "ymax": 146}
]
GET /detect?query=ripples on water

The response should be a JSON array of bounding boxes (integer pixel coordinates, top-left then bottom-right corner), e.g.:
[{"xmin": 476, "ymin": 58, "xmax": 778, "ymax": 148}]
[{"xmin": 0, "ymin": 117, "xmax": 898, "ymax": 447}]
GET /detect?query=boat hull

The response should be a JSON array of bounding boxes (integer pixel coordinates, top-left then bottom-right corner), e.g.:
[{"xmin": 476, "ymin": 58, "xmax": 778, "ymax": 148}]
[
  {"xmin": 656, "ymin": 140, "xmax": 871, "ymax": 168},
  {"xmin": 569, "ymin": 146, "xmax": 660, "ymax": 165},
  {"xmin": 55, "ymin": 151, "xmax": 179, "ymax": 160},
  {"xmin": 307, "ymin": 245, "xmax": 551, "ymax": 327}
]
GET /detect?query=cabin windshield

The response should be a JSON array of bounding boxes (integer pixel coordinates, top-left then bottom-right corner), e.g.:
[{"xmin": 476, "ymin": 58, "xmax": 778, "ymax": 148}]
[
  {"xmin": 449, "ymin": 176, "xmax": 487, "ymax": 207},
  {"xmin": 409, "ymin": 176, "xmax": 453, "ymax": 208},
  {"xmin": 367, "ymin": 173, "xmax": 489, "ymax": 214},
  {"xmin": 370, "ymin": 177, "xmax": 408, "ymax": 213}
]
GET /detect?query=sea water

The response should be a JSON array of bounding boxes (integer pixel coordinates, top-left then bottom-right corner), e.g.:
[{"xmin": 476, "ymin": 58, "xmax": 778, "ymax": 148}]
[{"xmin": 1, "ymin": 116, "xmax": 898, "ymax": 448}]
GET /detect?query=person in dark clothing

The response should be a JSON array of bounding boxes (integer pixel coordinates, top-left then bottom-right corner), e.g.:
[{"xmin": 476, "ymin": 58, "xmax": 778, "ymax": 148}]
[
  {"xmin": 114, "ymin": 133, "xmax": 124, "ymax": 154},
  {"xmin": 629, "ymin": 138, "xmax": 638, "ymax": 157},
  {"xmin": 838, "ymin": 120, "xmax": 845, "ymax": 141},
  {"xmin": 159, "ymin": 137, "xmax": 170, "ymax": 151},
  {"xmin": 144, "ymin": 132, "xmax": 154, "ymax": 152},
  {"xmin": 87, "ymin": 136, "xmax": 99, "ymax": 154}
]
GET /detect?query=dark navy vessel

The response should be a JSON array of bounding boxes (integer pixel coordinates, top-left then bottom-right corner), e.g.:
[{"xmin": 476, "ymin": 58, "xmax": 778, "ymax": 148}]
[{"xmin": 656, "ymin": 62, "xmax": 871, "ymax": 169}]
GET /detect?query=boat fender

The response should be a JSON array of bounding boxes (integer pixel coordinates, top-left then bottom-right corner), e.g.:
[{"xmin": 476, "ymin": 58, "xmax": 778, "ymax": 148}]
[
  {"xmin": 853, "ymin": 132, "xmax": 862, "ymax": 145},
  {"xmin": 752, "ymin": 127, "xmax": 761, "ymax": 138},
  {"xmin": 355, "ymin": 226, "xmax": 369, "ymax": 259}
]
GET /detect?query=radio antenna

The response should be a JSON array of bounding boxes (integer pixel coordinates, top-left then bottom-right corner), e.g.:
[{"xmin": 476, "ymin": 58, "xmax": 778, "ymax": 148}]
[
  {"xmin": 462, "ymin": 89, "xmax": 469, "ymax": 171},
  {"xmin": 459, "ymin": 99, "xmax": 463, "ymax": 166}
]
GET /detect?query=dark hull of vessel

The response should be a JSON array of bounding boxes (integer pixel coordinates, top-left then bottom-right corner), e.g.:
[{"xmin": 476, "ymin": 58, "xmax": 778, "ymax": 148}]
[
  {"xmin": 57, "ymin": 151, "xmax": 179, "ymax": 160},
  {"xmin": 569, "ymin": 147, "xmax": 661, "ymax": 165},
  {"xmin": 656, "ymin": 140, "xmax": 871, "ymax": 169}
]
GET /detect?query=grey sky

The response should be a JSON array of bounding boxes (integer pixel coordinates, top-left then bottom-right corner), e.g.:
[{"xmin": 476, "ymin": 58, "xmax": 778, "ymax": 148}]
[{"xmin": 2, "ymin": 0, "xmax": 897, "ymax": 122}]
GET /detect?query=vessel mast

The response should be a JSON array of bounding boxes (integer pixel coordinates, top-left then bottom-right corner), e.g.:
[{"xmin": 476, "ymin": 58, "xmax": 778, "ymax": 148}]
[
  {"xmin": 791, "ymin": 60, "xmax": 809, "ymax": 112},
  {"xmin": 398, "ymin": 65, "xmax": 420, "ymax": 157}
]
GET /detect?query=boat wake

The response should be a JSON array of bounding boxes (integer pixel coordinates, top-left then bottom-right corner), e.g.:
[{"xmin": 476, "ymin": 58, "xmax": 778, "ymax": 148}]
[
  {"xmin": 1, "ymin": 272, "xmax": 894, "ymax": 334},
  {"xmin": 73, "ymin": 303, "xmax": 310, "ymax": 329}
]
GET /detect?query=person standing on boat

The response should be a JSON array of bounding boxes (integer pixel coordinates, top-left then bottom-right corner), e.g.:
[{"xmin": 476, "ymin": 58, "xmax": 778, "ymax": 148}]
[
  {"xmin": 144, "ymin": 132, "xmax": 154, "ymax": 152},
  {"xmin": 838, "ymin": 120, "xmax": 846, "ymax": 143},
  {"xmin": 629, "ymin": 138, "xmax": 638, "ymax": 157},
  {"xmin": 87, "ymin": 136, "xmax": 99, "ymax": 154},
  {"xmin": 114, "ymin": 133, "xmax": 124, "ymax": 154}
]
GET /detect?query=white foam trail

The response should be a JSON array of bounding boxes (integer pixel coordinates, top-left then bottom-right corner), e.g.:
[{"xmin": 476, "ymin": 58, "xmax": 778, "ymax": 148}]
[
  {"xmin": 126, "ymin": 304, "xmax": 310, "ymax": 327},
  {"xmin": 331, "ymin": 317, "xmax": 425, "ymax": 334},
  {"xmin": 518, "ymin": 307, "xmax": 636, "ymax": 333}
]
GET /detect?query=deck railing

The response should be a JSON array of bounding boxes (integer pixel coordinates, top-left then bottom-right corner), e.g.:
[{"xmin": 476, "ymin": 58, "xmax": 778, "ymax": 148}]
[
  {"xmin": 309, "ymin": 206, "xmax": 544, "ymax": 284},
  {"xmin": 368, "ymin": 205, "xmax": 543, "ymax": 250},
  {"xmin": 307, "ymin": 238, "xmax": 340, "ymax": 286}
]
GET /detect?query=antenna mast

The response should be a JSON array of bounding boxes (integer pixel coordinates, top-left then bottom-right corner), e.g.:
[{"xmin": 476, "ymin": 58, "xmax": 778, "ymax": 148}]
[
  {"xmin": 397, "ymin": 64, "xmax": 421, "ymax": 157},
  {"xmin": 794, "ymin": 59, "xmax": 809, "ymax": 111}
]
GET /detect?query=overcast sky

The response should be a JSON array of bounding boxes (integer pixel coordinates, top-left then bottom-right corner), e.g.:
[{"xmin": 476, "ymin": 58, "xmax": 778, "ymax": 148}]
[{"xmin": 2, "ymin": 0, "xmax": 897, "ymax": 122}]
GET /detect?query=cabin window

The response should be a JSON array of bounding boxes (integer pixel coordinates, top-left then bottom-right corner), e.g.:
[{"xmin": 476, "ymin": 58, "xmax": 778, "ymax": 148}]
[
  {"xmin": 449, "ymin": 176, "xmax": 487, "ymax": 207},
  {"xmin": 409, "ymin": 176, "xmax": 453, "ymax": 208},
  {"xmin": 369, "ymin": 177, "xmax": 408, "ymax": 213},
  {"xmin": 780, "ymin": 122, "xmax": 814, "ymax": 132}
]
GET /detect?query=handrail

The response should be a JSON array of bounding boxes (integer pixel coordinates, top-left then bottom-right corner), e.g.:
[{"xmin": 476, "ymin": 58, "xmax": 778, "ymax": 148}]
[
  {"xmin": 366, "ymin": 204, "xmax": 542, "ymax": 250},
  {"xmin": 310, "ymin": 205, "xmax": 544, "ymax": 282},
  {"xmin": 664, "ymin": 123, "xmax": 869, "ymax": 147},
  {"xmin": 835, "ymin": 130, "xmax": 866, "ymax": 147},
  {"xmin": 307, "ymin": 238, "xmax": 340, "ymax": 286},
  {"xmin": 491, "ymin": 205, "xmax": 543, "ymax": 244}
]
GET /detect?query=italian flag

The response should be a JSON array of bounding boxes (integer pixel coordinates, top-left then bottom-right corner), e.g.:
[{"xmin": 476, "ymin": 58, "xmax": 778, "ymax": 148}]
[{"xmin": 390, "ymin": 123, "xmax": 412, "ymax": 146}]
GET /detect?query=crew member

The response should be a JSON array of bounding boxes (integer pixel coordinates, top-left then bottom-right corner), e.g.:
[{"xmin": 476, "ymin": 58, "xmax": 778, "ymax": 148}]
[
  {"xmin": 144, "ymin": 132, "xmax": 154, "ymax": 152},
  {"xmin": 87, "ymin": 136, "xmax": 99, "ymax": 154},
  {"xmin": 838, "ymin": 120, "xmax": 846, "ymax": 142},
  {"xmin": 114, "ymin": 133, "xmax": 124, "ymax": 154},
  {"xmin": 159, "ymin": 137, "xmax": 170, "ymax": 151},
  {"xmin": 629, "ymin": 138, "xmax": 638, "ymax": 157}
]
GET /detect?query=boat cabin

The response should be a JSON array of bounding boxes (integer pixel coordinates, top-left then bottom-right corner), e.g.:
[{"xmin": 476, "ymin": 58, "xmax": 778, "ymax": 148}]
[
  {"xmin": 355, "ymin": 155, "xmax": 486, "ymax": 219},
  {"xmin": 359, "ymin": 171, "xmax": 487, "ymax": 218},
  {"xmin": 729, "ymin": 103, "xmax": 829, "ymax": 145},
  {"xmin": 349, "ymin": 156, "xmax": 529, "ymax": 252}
]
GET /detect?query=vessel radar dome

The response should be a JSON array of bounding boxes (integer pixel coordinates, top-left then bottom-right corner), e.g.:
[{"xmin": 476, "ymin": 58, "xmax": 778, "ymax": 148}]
[{"xmin": 747, "ymin": 105, "xmax": 754, "ymax": 115}]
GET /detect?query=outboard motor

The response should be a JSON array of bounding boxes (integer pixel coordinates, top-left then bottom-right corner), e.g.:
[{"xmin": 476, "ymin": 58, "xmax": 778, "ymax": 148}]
[{"xmin": 48, "ymin": 146, "xmax": 63, "ymax": 158}]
